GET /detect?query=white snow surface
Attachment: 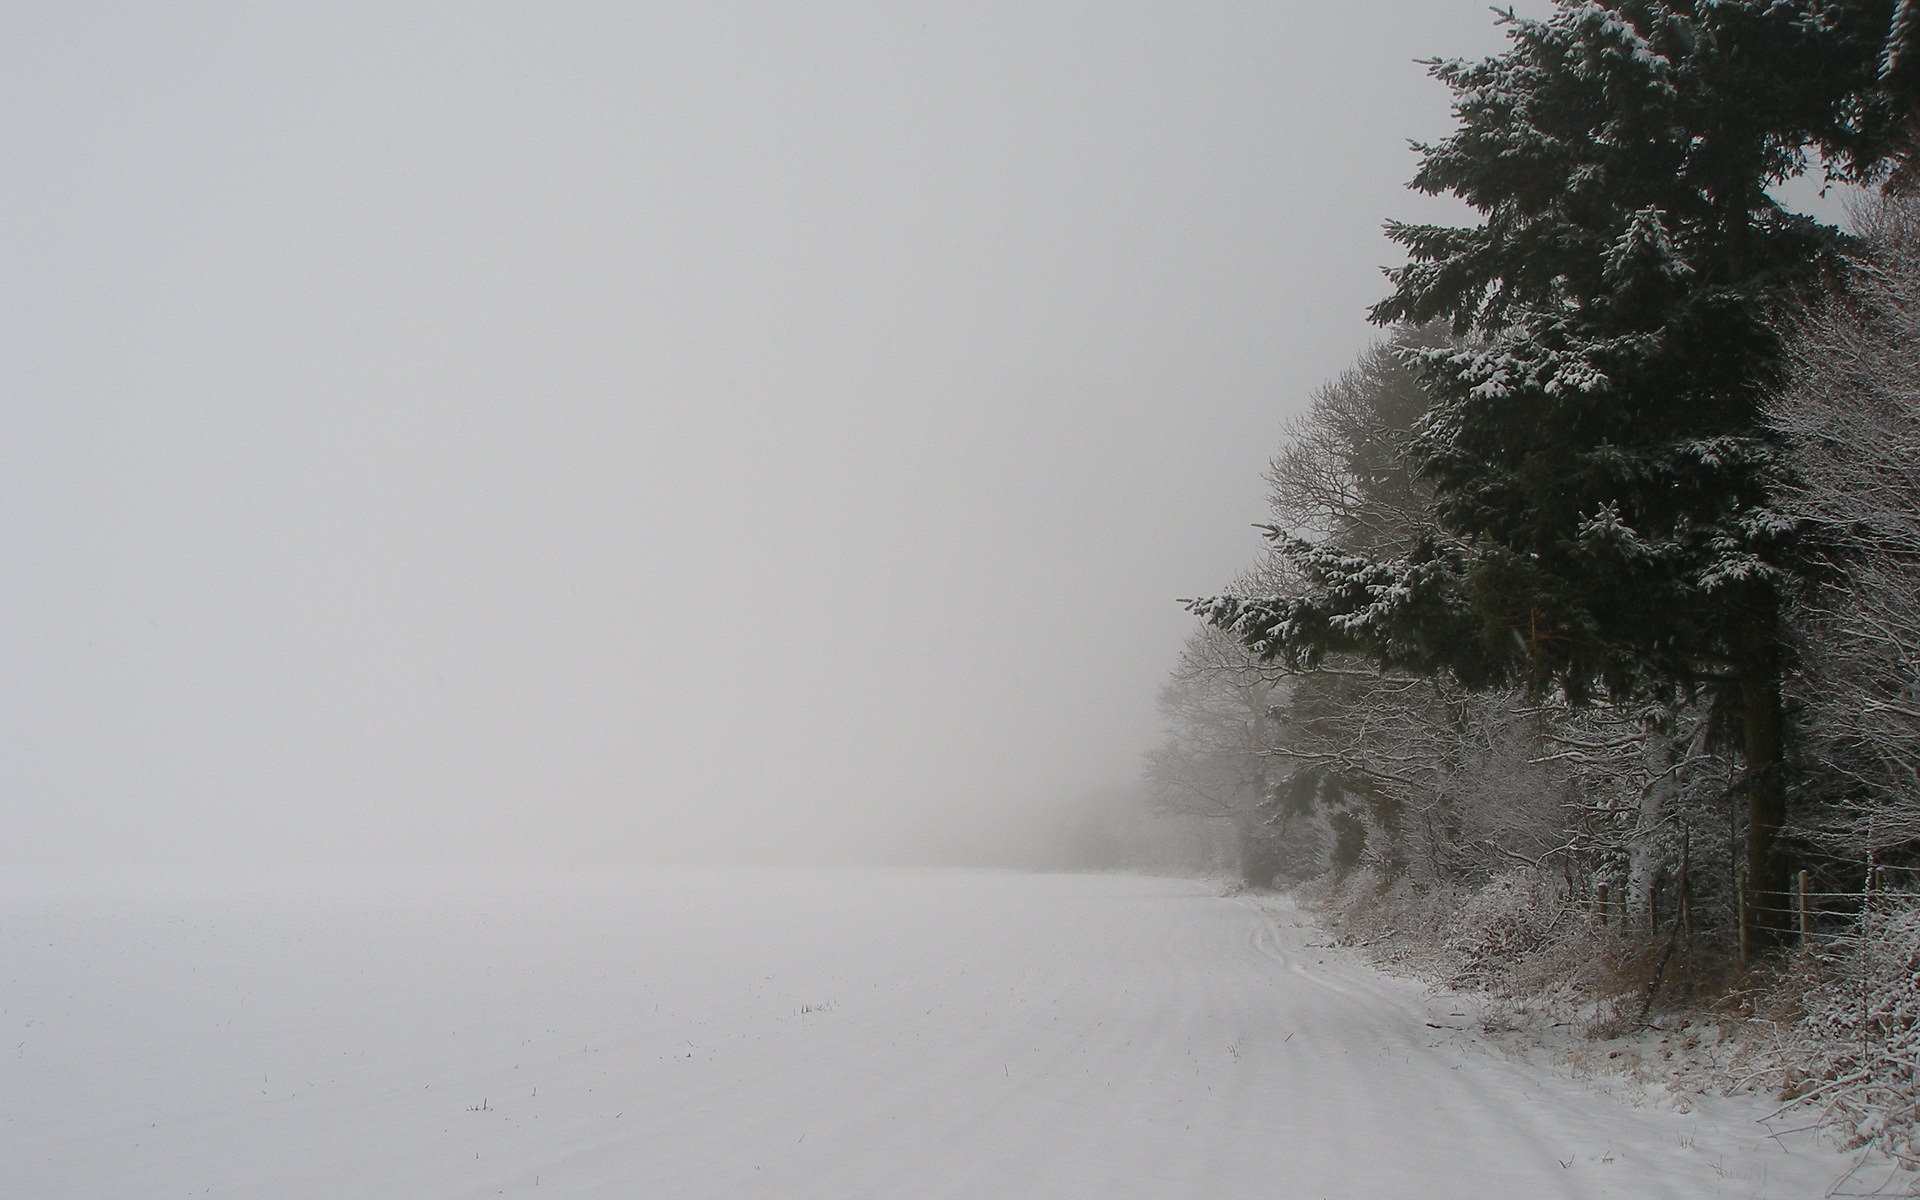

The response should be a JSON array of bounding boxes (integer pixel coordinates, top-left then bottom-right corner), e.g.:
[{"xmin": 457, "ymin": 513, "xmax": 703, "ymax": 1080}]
[{"xmin": 3, "ymin": 868, "xmax": 1860, "ymax": 1198}]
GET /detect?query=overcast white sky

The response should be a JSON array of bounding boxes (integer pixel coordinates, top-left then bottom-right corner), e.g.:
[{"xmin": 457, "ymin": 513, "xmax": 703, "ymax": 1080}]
[{"xmin": 4, "ymin": 2, "xmax": 1548, "ymax": 866}]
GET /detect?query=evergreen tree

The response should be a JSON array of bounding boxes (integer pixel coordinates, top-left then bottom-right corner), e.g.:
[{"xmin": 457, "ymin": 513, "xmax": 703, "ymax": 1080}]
[{"xmin": 1196, "ymin": 1, "xmax": 1916, "ymax": 947}]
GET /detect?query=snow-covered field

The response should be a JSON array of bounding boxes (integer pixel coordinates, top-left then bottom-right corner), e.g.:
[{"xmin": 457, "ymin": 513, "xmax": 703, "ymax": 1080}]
[{"xmin": 3, "ymin": 868, "xmax": 1862, "ymax": 1198}]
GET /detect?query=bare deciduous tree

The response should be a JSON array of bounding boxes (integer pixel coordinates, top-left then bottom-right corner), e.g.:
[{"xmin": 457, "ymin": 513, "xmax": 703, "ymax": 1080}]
[{"xmin": 1773, "ymin": 193, "xmax": 1920, "ymax": 857}]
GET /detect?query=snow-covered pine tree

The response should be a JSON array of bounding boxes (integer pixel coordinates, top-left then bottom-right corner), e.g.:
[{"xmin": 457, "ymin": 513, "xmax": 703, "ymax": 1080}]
[{"xmin": 1195, "ymin": 1, "xmax": 1916, "ymax": 948}]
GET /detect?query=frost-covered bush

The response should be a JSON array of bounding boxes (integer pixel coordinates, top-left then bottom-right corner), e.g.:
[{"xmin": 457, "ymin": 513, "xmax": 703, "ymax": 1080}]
[
  {"xmin": 1309, "ymin": 869, "xmax": 1462, "ymax": 974},
  {"xmin": 1316, "ymin": 868, "xmax": 1576, "ymax": 991},
  {"xmin": 1308, "ymin": 865, "xmax": 1664, "ymax": 1041},
  {"xmin": 1776, "ymin": 900, "xmax": 1920, "ymax": 1168},
  {"xmin": 1435, "ymin": 869, "xmax": 1567, "ymax": 991}
]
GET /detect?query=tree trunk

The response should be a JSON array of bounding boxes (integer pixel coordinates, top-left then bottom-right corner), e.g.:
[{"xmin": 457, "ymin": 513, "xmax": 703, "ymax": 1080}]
[
  {"xmin": 1740, "ymin": 622, "xmax": 1790, "ymax": 952},
  {"xmin": 1627, "ymin": 731, "xmax": 1673, "ymax": 936}
]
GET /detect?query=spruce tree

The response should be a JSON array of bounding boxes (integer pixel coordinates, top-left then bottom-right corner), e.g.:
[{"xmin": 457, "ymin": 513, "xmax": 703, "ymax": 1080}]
[{"xmin": 1196, "ymin": 1, "xmax": 1916, "ymax": 947}]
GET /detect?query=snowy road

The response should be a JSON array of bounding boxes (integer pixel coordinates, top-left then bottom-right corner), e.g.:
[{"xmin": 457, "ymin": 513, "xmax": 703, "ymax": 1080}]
[{"xmin": 4, "ymin": 869, "xmax": 1859, "ymax": 1198}]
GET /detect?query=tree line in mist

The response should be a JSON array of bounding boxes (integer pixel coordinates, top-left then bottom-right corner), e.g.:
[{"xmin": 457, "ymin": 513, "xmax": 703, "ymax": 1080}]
[{"xmin": 1150, "ymin": 0, "xmax": 1920, "ymax": 1015}]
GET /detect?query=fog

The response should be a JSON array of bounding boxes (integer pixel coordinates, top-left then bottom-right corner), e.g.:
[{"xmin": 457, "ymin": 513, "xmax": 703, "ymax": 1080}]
[{"xmin": 4, "ymin": 2, "xmax": 1531, "ymax": 867}]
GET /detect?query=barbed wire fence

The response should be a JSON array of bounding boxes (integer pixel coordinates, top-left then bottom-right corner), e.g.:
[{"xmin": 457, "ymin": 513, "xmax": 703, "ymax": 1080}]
[{"xmin": 1739, "ymin": 860, "xmax": 1920, "ymax": 951}]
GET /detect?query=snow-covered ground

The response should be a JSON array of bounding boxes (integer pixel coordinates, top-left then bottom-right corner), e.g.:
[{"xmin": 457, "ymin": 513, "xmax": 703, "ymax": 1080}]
[{"xmin": 3, "ymin": 867, "xmax": 1866, "ymax": 1198}]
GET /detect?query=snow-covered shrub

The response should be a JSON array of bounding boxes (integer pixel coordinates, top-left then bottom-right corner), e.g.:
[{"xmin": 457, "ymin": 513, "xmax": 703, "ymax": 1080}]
[
  {"xmin": 1308, "ymin": 864, "xmax": 1673, "ymax": 1043},
  {"xmin": 1308, "ymin": 868, "xmax": 1463, "ymax": 974},
  {"xmin": 1774, "ymin": 899, "xmax": 1920, "ymax": 1168},
  {"xmin": 1312, "ymin": 867, "xmax": 1594, "ymax": 989},
  {"xmin": 1435, "ymin": 869, "xmax": 1567, "ymax": 990}
]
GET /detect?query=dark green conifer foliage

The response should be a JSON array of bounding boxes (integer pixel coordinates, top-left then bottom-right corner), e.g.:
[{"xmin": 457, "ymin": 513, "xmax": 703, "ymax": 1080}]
[{"xmin": 1196, "ymin": 1, "xmax": 1916, "ymax": 947}]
